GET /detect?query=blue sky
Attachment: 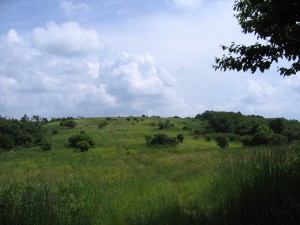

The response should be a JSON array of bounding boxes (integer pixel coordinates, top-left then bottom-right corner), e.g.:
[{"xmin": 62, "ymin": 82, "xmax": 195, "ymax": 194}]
[{"xmin": 1, "ymin": 0, "xmax": 300, "ymax": 119}]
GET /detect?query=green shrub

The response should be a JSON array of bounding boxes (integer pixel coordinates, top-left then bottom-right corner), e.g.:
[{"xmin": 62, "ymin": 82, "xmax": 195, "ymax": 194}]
[
  {"xmin": 39, "ymin": 140, "xmax": 52, "ymax": 151},
  {"xmin": 158, "ymin": 120, "xmax": 172, "ymax": 130},
  {"xmin": 76, "ymin": 140, "xmax": 90, "ymax": 152},
  {"xmin": 52, "ymin": 130, "xmax": 58, "ymax": 135},
  {"xmin": 242, "ymin": 125, "xmax": 289, "ymax": 146},
  {"xmin": 60, "ymin": 119, "xmax": 76, "ymax": 128},
  {"xmin": 215, "ymin": 135, "xmax": 229, "ymax": 148},
  {"xmin": 98, "ymin": 121, "xmax": 108, "ymax": 129},
  {"xmin": 204, "ymin": 134, "xmax": 212, "ymax": 142},
  {"xmin": 145, "ymin": 133, "xmax": 178, "ymax": 147},
  {"xmin": 241, "ymin": 135, "xmax": 254, "ymax": 146},
  {"xmin": 15, "ymin": 132, "xmax": 33, "ymax": 147},
  {"xmin": 271, "ymin": 133, "xmax": 288, "ymax": 145},
  {"xmin": 182, "ymin": 126, "xmax": 192, "ymax": 131},
  {"xmin": 0, "ymin": 132, "xmax": 15, "ymax": 150},
  {"xmin": 177, "ymin": 134, "xmax": 184, "ymax": 142},
  {"xmin": 252, "ymin": 124, "xmax": 274, "ymax": 145},
  {"xmin": 226, "ymin": 133, "xmax": 241, "ymax": 142},
  {"xmin": 150, "ymin": 122, "xmax": 156, "ymax": 127},
  {"xmin": 69, "ymin": 132, "xmax": 94, "ymax": 151},
  {"xmin": 193, "ymin": 129, "xmax": 201, "ymax": 135}
]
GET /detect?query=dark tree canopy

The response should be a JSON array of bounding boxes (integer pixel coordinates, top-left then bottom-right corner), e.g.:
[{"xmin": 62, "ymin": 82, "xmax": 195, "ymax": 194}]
[{"xmin": 213, "ymin": 0, "xmax": 300, "ymax": 76}]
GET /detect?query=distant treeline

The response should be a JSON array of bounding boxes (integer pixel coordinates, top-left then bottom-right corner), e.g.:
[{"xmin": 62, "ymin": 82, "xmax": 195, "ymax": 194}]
[
  {"xmin": 195, "ymin": 111, "xmax": 300, "ymax": 145},
  {"xmin": 0, "ymin": 114, "xmax": 50, "ymax": 151}
]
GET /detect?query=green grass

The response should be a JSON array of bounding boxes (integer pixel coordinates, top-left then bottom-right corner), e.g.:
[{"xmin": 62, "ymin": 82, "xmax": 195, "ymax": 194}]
[
  {"xmin": 206, "ymin": 146, "xmax": 300, "ymax": 225},
  {"xmin": 0, "ymin": 117, "xmax": 299, "ymax": 225}
]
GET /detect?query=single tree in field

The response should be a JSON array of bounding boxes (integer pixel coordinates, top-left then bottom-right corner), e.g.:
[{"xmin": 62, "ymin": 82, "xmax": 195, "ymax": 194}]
[{"xmin": 213, "ymin": 0, "xmax": 300, "ymax": 76}]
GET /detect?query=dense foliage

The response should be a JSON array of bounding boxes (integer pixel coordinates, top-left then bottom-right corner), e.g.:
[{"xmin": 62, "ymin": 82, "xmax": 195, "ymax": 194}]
[
  {"xmin": 215, "ymin": 135, "xmax": 230, "ymax": 148},
  {"xmin": 60, "ymin": 118, "xmax": 76, "ymax": 128},
  {"xmin": 98, "ymin": 121, "xmax": 108, "ymax": 129},
  {"xmin": 214, "ymin": 0, "xmax": 300, "ymax": 76},
  {"xmin": 158, "ymin": 120, "xmax": 174, "ymax": 130},
  {"xmin": 196, "ymin": 110, "xmax": 300, "ymax": 146},
  {"xmin": 68, "ymin": 132, "xmax": 95, "ymax": 152},
  {"xmin": 145, "ymin": 133, "xmax": 178, "ymax": 147},
  {"xmin": 0, "ymin": 115, "xmax": 50, "ymax": 151}
]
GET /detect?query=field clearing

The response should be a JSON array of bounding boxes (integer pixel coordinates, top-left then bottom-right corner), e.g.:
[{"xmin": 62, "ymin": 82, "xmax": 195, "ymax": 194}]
[{"xmin": 0, "ymin": 117, "xmax": 299, "ymax": 225}]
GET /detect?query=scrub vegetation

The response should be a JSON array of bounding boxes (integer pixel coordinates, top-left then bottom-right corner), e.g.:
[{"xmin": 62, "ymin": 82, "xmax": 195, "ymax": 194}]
[{"xmin": 0, "ymin": 112, "xmax": 299, "ymax": 225}]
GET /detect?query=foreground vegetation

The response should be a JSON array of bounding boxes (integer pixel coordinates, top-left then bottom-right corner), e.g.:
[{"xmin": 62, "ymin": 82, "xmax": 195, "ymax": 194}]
[{"xmin": 0, "ymin": 114, "xmax": 299, "ymax": 224}]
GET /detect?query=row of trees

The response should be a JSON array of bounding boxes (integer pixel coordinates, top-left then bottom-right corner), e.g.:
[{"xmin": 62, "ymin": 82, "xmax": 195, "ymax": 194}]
[
  {"xmin": 0, "ymin": 115, "xmax": 51, "ymax": 151},
  {"xmin": 196, "ymin": 111, "xmax": 300, "ymax": 146}
]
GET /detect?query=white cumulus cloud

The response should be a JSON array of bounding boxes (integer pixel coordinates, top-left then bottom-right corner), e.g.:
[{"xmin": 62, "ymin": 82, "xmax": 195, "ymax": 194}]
[
  {"xmin": 31, "ymin": 21, "xmax": 101, "ymax": 56},
  {"xmin": 98, "ymin": 52, "xmax": 186, "ymax": 115},
  {"xmin": 0, "ymin": 23, "xmax": 186, "ymax": 118}
]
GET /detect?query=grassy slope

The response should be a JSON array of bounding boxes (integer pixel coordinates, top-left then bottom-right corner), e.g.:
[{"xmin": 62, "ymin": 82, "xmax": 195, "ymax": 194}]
[{"xmin": 3, "ymin": 117, "xmax": 297, "ymax": 225}]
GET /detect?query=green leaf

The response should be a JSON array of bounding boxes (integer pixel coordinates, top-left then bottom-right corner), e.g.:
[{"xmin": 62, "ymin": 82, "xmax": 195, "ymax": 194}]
[{"xmin": 259, "ymin": 65, "xmax": 265, "ymax": 73}]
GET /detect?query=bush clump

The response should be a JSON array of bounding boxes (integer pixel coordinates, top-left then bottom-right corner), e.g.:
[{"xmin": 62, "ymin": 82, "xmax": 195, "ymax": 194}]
[
  {"xmin": 39, "ymin": 140, "xmax": 52, "ymax": 151},
  {"xmin": 69, "ymin": 132, "xmax": 95, "ymax": 152},
  {"xmin": 177, "ymin": 134, "xmax": 184, "ymax": 142},
  {"xmin": 98, "ymin": 121, "xmax": 108, "ymax": 129},
  {"xmin": 215, "ymin": 135, "xmax": 229, "ymax": 148},
  {"xmin": 182, "ymin": 126, "xmax": 192, "ymax": 131},
  {"xmin": 0, "ymin": 132, "xmax": 15, "ymax": 150},
  {"xmin": 158, "ymin": 120, "xmax": 174, "ymax": 130},
  {"xmin": 204, "ymin": 134, "xmax": 212, "ymax": 142},
  {"xmin": 145, "ymin": 133, "xmax": 178, "ymax": 147},
  {"xmin": 60, "ymin": 119, "xmax": 76, "ymax": 128}
]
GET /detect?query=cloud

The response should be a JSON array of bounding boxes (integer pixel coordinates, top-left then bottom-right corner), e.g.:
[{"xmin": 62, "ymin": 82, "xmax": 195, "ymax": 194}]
[
  {"xmin": 31, "ymin": 21, "xmax": 101, "ymax": 56},
  {"xmin": 6, "ymin": 29, "xmax": 22, "ymax": 44},
  {"xmin": 98, "ymin": 52, "xmax": 186, "ymax": 115},
  {"xmin": 58, "ymin": 0, "xmax": 89, "ymax": 16},
  {"xmin": 167, "ymin": 0, "xmax": 203, "ymax": 10},
  {"xmin": 225, "ymin": 78, "xmax": 299, "ymax": 118},
  {"xmin": 0, "ymin": 24, "xmax": 186, "ymax": 118},
  {"xmin": 0, "ymin": 26, "xmax": 107, "ymax": 117}
]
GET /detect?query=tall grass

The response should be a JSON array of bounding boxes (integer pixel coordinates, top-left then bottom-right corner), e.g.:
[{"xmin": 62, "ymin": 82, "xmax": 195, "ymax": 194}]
[
  {"xmin": 204, "ymin": 145, "xmax": 300, "ymax": 225},
  {"xmin": 0, "ymin": 181, "xmax": 95, "ymax": 225},
  {"xmin": 1, "ymin": 146, "xmax": 299, "ymax": 225}
]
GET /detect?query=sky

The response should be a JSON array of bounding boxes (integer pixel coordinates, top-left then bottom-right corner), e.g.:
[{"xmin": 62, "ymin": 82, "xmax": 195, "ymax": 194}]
[{"xmin": 0, "ymin": 0, "xmax": 300, "ymax": 119}]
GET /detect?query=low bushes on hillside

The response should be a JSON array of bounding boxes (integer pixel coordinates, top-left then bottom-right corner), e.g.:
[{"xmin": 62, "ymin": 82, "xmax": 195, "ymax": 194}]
[
  {"xmin": 215, "ymin": 135, "xmax": 230, "ymax": 148},
  {"xmin": 0, "ymin": 132, "xmax": 15, "ymax": 150},
  {"xmin": 98, "ymin": 121, "xmax": 108, "ymax": 129},
  {"xmin": 69, "ymin": 132, "xmax": 95, "ymax": 152},
  {"xmin": 145, "ymin": 133, "xmax": 178, "ymax": 147},
  {"xmin": 60, "ymin": 119, "xmax": 76, "ymax": 128},
  {"xmin": 196, "ymin": 110, "xmax": 300, "ymax": 145},
  {"xmin": 177, "ymin": 134, "xmax": 184, "ymax": 142},
  {"xmin": 158, "ymin": 120, "xmax": 174, "ymax": 130},
  {"xmin": 241, "ymin": 124, "xmax": 289, "ymax": 146},
  {"xmin": 0, "ymin": 115, "xmax": 47, "ymax": 151}
]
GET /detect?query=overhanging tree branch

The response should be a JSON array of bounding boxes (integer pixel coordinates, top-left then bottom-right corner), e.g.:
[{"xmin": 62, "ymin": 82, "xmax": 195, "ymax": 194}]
[{"xmin": 213, "ymin": 0, "xmax": 300, "ymax": 76}]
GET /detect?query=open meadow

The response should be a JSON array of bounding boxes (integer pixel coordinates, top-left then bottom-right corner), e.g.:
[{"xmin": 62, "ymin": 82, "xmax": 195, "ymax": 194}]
[{"xmin": 0, "ymin": 116, "xmax": 299, "ymax": 225}]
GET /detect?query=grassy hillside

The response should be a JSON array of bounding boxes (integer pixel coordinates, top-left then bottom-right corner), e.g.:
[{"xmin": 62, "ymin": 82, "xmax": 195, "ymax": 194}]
[{"xmin": 0, "ymin": 116, "xmax": 299, "ymax": 225}]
